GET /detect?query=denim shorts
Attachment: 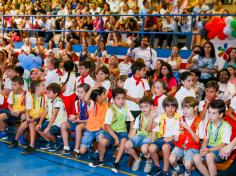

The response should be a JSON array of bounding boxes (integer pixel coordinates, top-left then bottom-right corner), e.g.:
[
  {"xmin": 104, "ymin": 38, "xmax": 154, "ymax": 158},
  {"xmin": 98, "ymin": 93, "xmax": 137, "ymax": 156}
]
[
  {"xmin": 153, "ymin": 137, "xmax": 175, "ymax": 150},
  {"xmin": 80, "ymin": 129, "xmax": 103, "ymax": 148},
  {"xmin": 171, "ymin": 146, "xmax": 199, "ymax": 164},
  {"xmin": 39, "ymin": 120, "xmax": 60, "ymax": 135},
  {"xmin": 202, "ymin": 145, "xmax": 223, "ymax": 163},
  {"xmin": 130, "ymin": 135, "xmax": 152, "ymax": 148},
  {"xmin": 99, "ymin": 131, "xmax": 128, "ymax": 146},
  {"xmin": 0, "ymin": 109, "xmax": 11, "ymax": 119},
  {"xmin": 68, "ymin": 121, "xmax": 78, "ymax": 131}
]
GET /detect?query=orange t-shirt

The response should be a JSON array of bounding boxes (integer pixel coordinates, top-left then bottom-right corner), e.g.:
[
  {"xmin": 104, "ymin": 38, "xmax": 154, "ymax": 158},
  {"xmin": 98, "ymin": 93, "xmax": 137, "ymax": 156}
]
[{"xmin": 86, "ymin": 101, "xmax": 108, "ymax": 131}]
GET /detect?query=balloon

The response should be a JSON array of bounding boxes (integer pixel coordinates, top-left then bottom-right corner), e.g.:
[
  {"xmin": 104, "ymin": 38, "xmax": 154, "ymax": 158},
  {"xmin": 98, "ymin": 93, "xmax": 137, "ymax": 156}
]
[
  {"xmin": 232, "ymin": 30, "xmax": 236, "ymax": 38},
  {"xmin": 205, "ymin": 22, "xmax": 212, "ymax": 30},
  {"xmin": 208, "ymin": 31, "xmax": 215, "ymax": 39},
  {"xmin": 225, "ymin": 16, "xmax": 234, "ymax": 24},
  {"xmin": 211, "ymin": 17, "xmax": 221, "ymax": 24},
  {"xmin": 231, "ymin": 19, "xmax": 236, "ymax": 29},
  {"xmin": 223, "ymin": 26, "xmax": 232, "ymax": 35},
  {"xmin": 18, "ymin": 54, "xmax": 43, "ymax": 71},
  {"xmin": 218, "ymin": 33, "xmax": 227, "ymax": 40}
]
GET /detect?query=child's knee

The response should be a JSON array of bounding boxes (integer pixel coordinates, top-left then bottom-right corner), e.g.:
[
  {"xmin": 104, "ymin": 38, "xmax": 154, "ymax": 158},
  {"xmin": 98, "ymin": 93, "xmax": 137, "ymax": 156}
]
[
  {"xmin": 141, "ymin": 144, "xmax": 149, "ymax": 155},
  {"xmin": 79, "ymin": 147, "xmax": 87, "ymax": 154},
  {"xmin": 206, "ymin": 152, "xmax": 215, "ymax": 162},
  {"xmin": 162, "ymin": 144, "xmax": 171, "ymax": 153},
  {"xmin": 125, "ymin": 140, "xmax": 132, "ymax": 150},
  {"xmin": 169, "ymin": 154, "xmax": 176, "ymax": 164},
  {"xmin": 184, "ymin": 161, "xmax": 192, "ymax": 170},
  {"xmin": 60, "ymin": 122, "xmax": 68, "ymax": 130},
  {"xmin": 149, "ymin": 144, "xmax": 158, "ymax": 153},
  {"xmin": 193, "ymin": 154, "xmax": 201, "ymax": 164}
]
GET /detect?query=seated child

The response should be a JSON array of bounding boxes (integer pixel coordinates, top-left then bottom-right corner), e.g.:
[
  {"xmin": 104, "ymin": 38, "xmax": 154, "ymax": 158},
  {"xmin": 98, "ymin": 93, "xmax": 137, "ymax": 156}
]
[
  {"xmin": 9, "ymin": 80, "xmax": 45, "ymax": 155},
  {"xmin": 35, "ymin": 83, "xmax": 67, "ymax": 152},
  {"xmin": 169, "ymin": 97, "xmax": 201, "ymax": 176},
  {"xmin": 60, "ymin": 83, "xmax": 90, "ymax": 155},
  {"xmin": 193, "ymin": 99, "xmax": 232, "ymax": 176},
  {"xmin": 124, "ymin": 96, "xmax": 155, "ymax": 172},
  {"xmin": 89, "ymin": 87, "xmax": 134, "ymax": 174},
  {"xmin": 0, "ymin": 76, "xmax": 26, "ymax": 139}
]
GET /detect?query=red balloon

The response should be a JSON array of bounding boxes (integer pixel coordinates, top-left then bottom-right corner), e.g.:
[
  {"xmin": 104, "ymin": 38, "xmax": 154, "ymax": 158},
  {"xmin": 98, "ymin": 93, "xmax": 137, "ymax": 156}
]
[
  {"xmin": 205, "ymin": 22, "xmax": 212, "ymax": 31},
  {"xmin": 211, "ymin": 17, "xmax": 221, "ymax": 24},
  {"xmin": 218, "ymin": 32, "xmax": 227, "ymax": 40},
  {"xmin": 208, "ymin": 31, "xmax": 215, "ymax": 39}
]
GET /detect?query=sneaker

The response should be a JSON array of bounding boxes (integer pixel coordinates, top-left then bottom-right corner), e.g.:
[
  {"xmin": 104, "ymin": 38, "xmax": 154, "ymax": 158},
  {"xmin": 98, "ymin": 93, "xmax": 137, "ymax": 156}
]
[
  {"xmin": 19, "ymin": 135, "xmax": 26, "ymax": 145},
  {"xmin": 111, "ymin": 162, "xmax": 119, "ymax": 173},
  {"xmin": 171, "ymin": 170, "xmax": 178, "ymax": 176},
  {"xmin": 21, "ymin": 146, "xmax": 35, "ymax": 155},
  {"xmin": 9, "ymin": 140, "xmax": 18, "ymax": 148},
  {"xmin": 57, "ymin": 149, "xmax": 71, "ymax": 156},
  {"xmin": 144, "ymin": 160, "xmax": 152, "ymax": 173},
  {"xmin": 88, "ymin": 158, "xmax": 104, "ymax": 168},
  {"xmin": 132, "ymin": 157, "xmax": 141, "ymax": 171},
  {"xmin": 147, "ymin": 165, "xmax": 161, "ymax": 176},
  {"xmin": 48, "ymin": 143, "xmax": 60, "ymax": 152},
  {"xmin": 40, "ymin": 143, "xmax": 51, "ymax": 150},
  {"xmin": 71, "ymin": 151, "xmax": 80, "ymax": 159},
  {"xmin": 162, "ymin": 171, "xmax": 170, "ymax": 176},
  {"xmin": 184, "ymin": 171, "xmax": 191, "ymax": 176},
  {"xmin": 0, "ymin": 131, "xmax": 7, "ymax": 139}
]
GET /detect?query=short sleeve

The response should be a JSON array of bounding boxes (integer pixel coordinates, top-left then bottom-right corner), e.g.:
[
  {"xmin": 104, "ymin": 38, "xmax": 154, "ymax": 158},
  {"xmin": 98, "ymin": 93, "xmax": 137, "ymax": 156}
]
[
  {"xmin": 152, "ymin": 116, "xmax": 161, "ymax": 132},
  {"xmin": 0, "ymin": 95, "xmax": 4, "ymax": 105},
  {"xmin": 104, "ymin": 108, "xmax": 114, "ymax": 125},
  {"xmin": 230, "ymin": 97, "xmax": 236, "ymax": 112},
  {"xmin": 222, "ymin": 123, "xmax": 232, "ymax": 144},
  {"xmin": 143, "ymin": 79, "xmax": 150, "ymax": 91},
  {"xmin": 7, "ymin": 91, "xmax": 13, "ymax": 105},
  {"xmin": 123, "ymin": 78, "xmax": 130, "ymax": 90},
  {"xmin": 133, "ymin": 116, "xmax": 140, "ymax": 129},
  {"xmin": 54, "ymin": 100, "xmax": 62, "ymax": 109},
  {"xmin": 26, "ymin": 93, "xmax": 33, "ymax": 110}
]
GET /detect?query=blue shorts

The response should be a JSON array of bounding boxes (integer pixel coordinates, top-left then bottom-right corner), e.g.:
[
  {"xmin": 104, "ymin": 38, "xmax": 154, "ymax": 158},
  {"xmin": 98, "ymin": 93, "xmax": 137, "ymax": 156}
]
[
  {"xmin": 153, "ymin": 137, "xmax": 175, "ymax": 150},
  {"xmin": 202, "ymin": 145, "xmax": 223, "ymax": 163},
  {"xmin": 99, "ymin": 131, "xmax": 128, "ymax": 145},
  {"xmin": 80, "ymin": 129, "xmax": 103, "ymax": 148},
  {"xmin": 130, "ymin": 135, "xmax": 152, "ymax": 148},
  {"xmin": 171, "ymin": 147, "xmax": 199, "ymax": 164},
  {"xmin": 68, "ymin": 121, "xmax": 78, "ymax": 131},
  {"xmin": 39, "ymin": 120, "xmax": 60, "ymax": 135},
  {"xmin": 0, "ymin": 109, "xmax": 11, "ymax": 118},
  {"xmin": 6, "ymin": 113, "xmax": 23, "ymax": 123}
]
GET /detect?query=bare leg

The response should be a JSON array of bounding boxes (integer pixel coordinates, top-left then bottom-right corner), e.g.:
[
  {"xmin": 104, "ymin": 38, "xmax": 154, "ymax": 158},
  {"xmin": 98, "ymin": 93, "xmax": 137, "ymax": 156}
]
[
  {"xmin": 193, "ymin": 154, "xmax": 210, "ymax": 176},
  {"xmin": 162, "ymin": 144, "xmax": 171, "ymax": 172},
  {"xmin": 97, "ymin": 137, "xmax": 109, "ymax": 161},
  {"xmin": 0, "ymin": 113, "xmax": 8, "ymax": 131},
  {"xmin": 15, "ymin": 121, "xmax": 29, "ymax": 140},
  {"xmin": 115, "ymin": 138, "xmax": 127, "ymax": 163},
  {"xmin": 125, "ymin": 140, "xmax": 139, "ymax": 161},
  {"xmin": 60, "ymin": 122, "xmax": 70, "ymax": 148},
  {"xmin": 149, "ymin": 144, "xmax": 160, "ymax": 167},
  {"xmin": 74, "ymin": 124, "xmax": 85, "ymax": 150},
  {"xmin": 29, "ymin": 121, "xmax": 37, "ymax": 147},
  {"xmin": 206, "ymin": 153, "xmax": 217, "ymax": 176}
]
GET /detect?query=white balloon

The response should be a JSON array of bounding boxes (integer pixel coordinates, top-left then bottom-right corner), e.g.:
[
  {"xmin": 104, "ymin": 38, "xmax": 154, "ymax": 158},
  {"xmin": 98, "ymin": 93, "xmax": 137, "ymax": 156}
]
[
  {"xmin": 225, "ymin": 16, "xmax": 234, "ymax": 24},
  {"xmin": 223, "ymin": 26, "xmax": 232, "ymax": 35}
]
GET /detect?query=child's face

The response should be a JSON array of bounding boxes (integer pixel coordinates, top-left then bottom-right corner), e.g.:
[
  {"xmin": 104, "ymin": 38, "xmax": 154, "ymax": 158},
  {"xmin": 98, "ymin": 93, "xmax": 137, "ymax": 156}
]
[
  {"xmin": 140, "ymin": 103, "xmax": 152, "ymax": 116},
  {"xmin": 47, "ymin": 90, "xmax": 57, "ymax": 99},
  {"xmin": 181, "ymin": 75, "xmax": 194, "ymax": 89},
  {"xmin": 10, "ymin": 70, "xmax": 18, "ymax": 78},
  {"xmin": 117, "ymin": 80, "xmax": 125, "ymax": 88},
  {"xmin": 46, "ymin": 60, "xmax": 54, "ymax": 70},
  {"xmin": 230, "ymin": 49, "xmax": 236, "ymax": 60},
  {"xmin": 77, "ymin": 87, "xmax": 86, "ymax": 100},
  {"xmin": 219, "ymin": 71, "xmax": 229, "ymax": 84},
  {"xmin": 30, "ymin": 70, "xmax": 40, "ymax": 81},
  {"xmin": 182, "ymin": 106, "xmax": 195, "ymax": 118},
  {"xmin": 227, "ymin": 67, "xmax": 235, "ymax": 77},
  {"xmin": 205, "ymin": 87, "xmax": 217, "ymax": 100},
  {"xmin": 208, "ymin": 107, "xmax": 222, "ymax": 123},
  {"xmin": 153, "ymin": 82, "xmax": 165, "ymax": 96},
  {"xmin": 12, "ymin": 82, "xmax": 22, "ymax": 92},
  {"xmin": 191, "ymin": 72, "xmax": 198, "ymax": 83},
  {"xmin": 136, "ymin": 67, "xmax": 146, "ymax": 78},
  {"xmin": 79, "ymin": 66, "xmax": 89, "ymax": 76},
  {"xmin": 161, "ymin": 66, "xmax": 169, "ymax": 75},
  {"xmin": 96, "ymin": 70, "xmax": 107, "ymax": 82},
  {"xmin": 38, "ymin": 82, "xmax": 46, "ymax": 95},
  {"xmin": 114, "ymin": 93, "xmax": 126, "ymax": 108},
  {"xmin": 164, "ymin": 105, "xmax": 176, "ymax": 117}
]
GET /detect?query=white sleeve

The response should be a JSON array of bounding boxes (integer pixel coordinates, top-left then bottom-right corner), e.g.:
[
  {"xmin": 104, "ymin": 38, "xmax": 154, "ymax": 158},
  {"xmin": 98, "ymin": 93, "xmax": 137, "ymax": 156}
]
[
  {"xmin": 126, "ymin": 108, "xmax": 135, "ymax": 122},
  {"xmin": 133, "ymin": 116, "xmax": 140, "ymax": 129},
  {"xmin": 0, "ymin": 95, "xmax": 4, "ymax": 105},
  {"xmin": 7, "ymin": 91, "xmax": 13, "ymax": 105},
  {"xmin": 104, "ymin": 108, "xmax": 114, "ymax": 125},
  {"xmin": 198, "ymin": 101, "xmax": 205, "ymax": 112},
  {"xmin": 222, "ymin": 123, "xmax": 232, "ymax": 144},
  {"xmin": 123, "ymin": 79, "xmax": 130, "ymax": 90},
  {"xmin": 152, "ymin": 116, "xmax": 161, "ymax": 132},
  {"xmin": 26, "ymin": 93, "xmax": 32, "ymax": 110},
  {"xmin": 172, "ymin": 120, "xmax": 180, "ymax": 136},
  {"xmin": 230, "ymin": 97, "xmax": 236, "ymax": 112},
  {"xmin": 54, "ymin": 100, "xmax": 62, "ymax": 109},
  {"xmin": 102, "ymin": 80, "xmax": 111, "ymax": 91},
  {"xmin": 4, "ymin": 78, "xmax": 11, "ymax": 89},
  {"xmin": 60, "ymin": 74, "xmax": 67, "ymax": 84},
  {"xmin": 143, "ymin": 79, "xmax": 150, "ymax": 91}
]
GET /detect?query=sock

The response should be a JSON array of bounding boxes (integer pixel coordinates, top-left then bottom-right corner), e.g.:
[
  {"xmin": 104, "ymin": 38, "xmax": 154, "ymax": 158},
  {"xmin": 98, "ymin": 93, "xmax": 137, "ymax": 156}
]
[
  {"xmin": 185, "ymin": 171, "xmax": 191, "ymax": 176},
  {"xmin": 174, "ymin": 164, "xmax": 180, "ymax": 171},
  {"xmin": 64, "ymin": 146, "xmax": 70, "ymax": 150},
  {"xmin": 74, "ymin": 149, "xmax": 80, "ymax": 154}
]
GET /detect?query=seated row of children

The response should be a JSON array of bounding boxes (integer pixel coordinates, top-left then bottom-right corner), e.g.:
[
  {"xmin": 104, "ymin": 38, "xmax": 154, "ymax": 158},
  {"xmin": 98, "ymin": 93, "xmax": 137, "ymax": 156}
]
[{"xmin": 0, "ymin": 60, "xmax": 235, "ymax": 176}]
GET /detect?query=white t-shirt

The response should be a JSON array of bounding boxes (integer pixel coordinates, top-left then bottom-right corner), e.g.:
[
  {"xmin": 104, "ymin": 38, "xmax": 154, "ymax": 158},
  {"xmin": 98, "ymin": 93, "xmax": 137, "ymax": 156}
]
[
  {"xmin": 152, "ymin": 115, "xmax": 180, "ymax": 137},
  {"xmin": 45, "ymin": 69, "xmax": 60, "ymax": 87},
  {"xmin": 76, "ymin": 75, "xmax": 95, "ymax": 88},
  {"xmin": 218, "ymin": 82, "xmax": 236, "ymax": 102},
  {"xmin": 102, "ymin": 80, "xmax": 111, "ymax": 91},
  {"xmin": 230, "ymin": 96, "xmax": 236, "ymax": 113},
  {"xmin": 0, "ymin": 94, "xmax": 4, "ymax": 105},
  {"xmin": 124, "ymin": 76, "xmax": 150, "ymax": 111},
  {"xmin": 61, "ymin": 72, "xmax": 76, "ymax": 96},
  {"xmin": 198, "ymin": 100, "xmax": 208, "ymax": 139},
  {"xmin": 118, "ymin": 61, "xmax": 132, "ymax": 76},
  {"xmin": 21, "ymin": 45, "xmax": 31, "ymax": 54}
]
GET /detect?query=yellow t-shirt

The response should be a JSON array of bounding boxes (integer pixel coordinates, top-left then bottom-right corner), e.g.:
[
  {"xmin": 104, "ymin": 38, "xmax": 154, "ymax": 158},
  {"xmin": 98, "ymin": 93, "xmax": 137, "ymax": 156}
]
[
  {"xmin": 26, "ymin": 93, "xmax": 45, "ymax": 119},
  {"xmin": 7, "ymin": 91, "xmax": 26, "ymax": 112}
]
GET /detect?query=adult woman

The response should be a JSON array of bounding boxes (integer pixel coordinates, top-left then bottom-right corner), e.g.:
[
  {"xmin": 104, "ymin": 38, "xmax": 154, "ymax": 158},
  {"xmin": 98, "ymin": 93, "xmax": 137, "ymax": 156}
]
[
  {"xmin": 58, "ymin": 40, "xmax": 66, "ymax": 58},
  {"xmin": 224, "ymin": 47, "xmax": 236, "ymax": 69},
  {"xmin": 33, "ymin": 37, "xmax": 46, "ymax": 57},
  {"xmin": 78, "ymin": 42, "xmax": 91, "ymax": 62},
  {"xmin": 186, "ymin": 45, "xmax": 202, "ymax": 69},
  {"xmin": 93, "ymin": 41, "xmax": 107, "ymax": 63},
  {"xmin": 195, "ymin": 41, "xmax": 218, "ymax": 83},
  {"xmin": 227, "ymin": 66, "xmax": 236, "ymax": 88},
  {"xmin": 150, "ymin": 59, "xmax": 165, "ymax": 85},
  {"xmin": 65, "ymin": 42, "xmax": 78, "ymax": 61},
  {"xmin": 158, "ymin": 62, "xmax": 177, "ymax": 96}
]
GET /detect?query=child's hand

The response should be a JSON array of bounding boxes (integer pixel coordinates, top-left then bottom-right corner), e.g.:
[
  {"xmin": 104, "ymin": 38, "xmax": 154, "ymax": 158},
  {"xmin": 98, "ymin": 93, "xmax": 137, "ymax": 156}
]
[
  {"xmin": 135, "ymin": 98, "xmax": 140, "ymax": 104},
  {"xmin": 44, "ymin": 127, "xmax": 50, "ymax": 134},
  {"xmin": 180, "ymin": 120, "xmax": 190, "ymax": 131},
  {"xmin": 219, "ymin": 144, "xmax": 234, "ymax": 160},
  {"xmin": 93, "ymin": 82, "xmax": 102, "ymax": 90},
  {"xmin": 68, "ymin": 115, "xmax": 75, "ymax": 121},
  {"xmin": 200, "ymin": 148, "xmax": 208, "ymax": 156},
  {"xmin": 150, "ymin": 107, "xmax": 158, "ymax": 119},
  {"xmin": 36, "ymin": 123, "xmax": 42, "ymax": 130}
]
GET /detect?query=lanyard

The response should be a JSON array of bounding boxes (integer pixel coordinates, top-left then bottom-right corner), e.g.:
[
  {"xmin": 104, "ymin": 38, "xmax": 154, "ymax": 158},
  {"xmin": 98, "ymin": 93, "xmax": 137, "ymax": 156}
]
[{"xmin": 210, "ymin": 122, "xmax": 223, "ymax": 142}]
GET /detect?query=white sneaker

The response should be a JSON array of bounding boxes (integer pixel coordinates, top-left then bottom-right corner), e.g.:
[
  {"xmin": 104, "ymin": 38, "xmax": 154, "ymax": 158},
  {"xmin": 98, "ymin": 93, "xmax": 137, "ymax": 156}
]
[
  {"xmin": 132, "ymin": 157, "xmax": 141, "ymax": 171},
  {"xmin": 144, "ymin": 160, "xmax": 152, "ymax": 173},
  {"xmin": 184, "ymin": 171, "xmax": 191, "ymax": 176}
]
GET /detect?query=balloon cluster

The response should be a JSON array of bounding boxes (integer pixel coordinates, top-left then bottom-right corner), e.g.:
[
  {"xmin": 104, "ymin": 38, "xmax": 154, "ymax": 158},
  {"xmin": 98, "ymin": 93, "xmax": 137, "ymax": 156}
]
[
  {"xmin": 18, "ymin": 54, "xmax": 43, "ymax": 71},
  {"xmin": 205, "ymin": 16, "xmax": 236, "ymax": 40}
]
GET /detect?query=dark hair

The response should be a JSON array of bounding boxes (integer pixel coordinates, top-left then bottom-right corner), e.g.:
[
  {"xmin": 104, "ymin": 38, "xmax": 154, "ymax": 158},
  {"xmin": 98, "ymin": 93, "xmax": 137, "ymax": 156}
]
[
  {"xmin": 14, "ymin": 66, "xmax": 24, "ymax": 77},
  {"xmin": 180, "ymin": 71, "xmax": 192, "ymax": 82},
  {"xmin": 153, "ymin": 80, "xmax": 168, "ymax": 93},
  {"xmin": 227, "ymin": 48, "xmax": 236, "ymax": 62},
  {"xmin": 30, "ymin": 80, "xmax": 42, "ymax": 94},
  {"xmin": 131, "ymin": 60, "xmax": 146, "ymax": 75},
  {"xmin": 181, "ymin": 96, "xmax": 199, "ymax": 108},
  {"xmin": 158, "ymin": 62, "xmax": 173, "ymax": 80},
  {"xmin": 162, "ymin": 95, "xmax": 178, "ymax": 109},
  {"xmin": 112, "ymin": 87, "xmax": 126, "ymax": 99},
  {"xmin": 119, "ymin": 75, "xmax": 127, "ymax": 82},
  {"xmin": 50, "ymin": 58, "xmax": 60, "ymax": 69},
  {"xmin": 200, "ymin": 41, "xmax": 216, "ymax": 58},
  {"xmin": 63, "ymin": 60, "xmax": 75, "ymax": 86},
  {"xmin": 11, "ymin": 76, "xmax": 24, "ymax": 85},
  {"xmin": 97, "ymin": 65, "xmax": 109, "ymax": 78},
  {"xmin": 47, "ymin": 83, "xmax": 61, "ymax": 95},
  {"xmin": 90, "ymin": 86, "xmax": 106, "ymax": 101},
  {"xmin": 139, "ymin": 96, "xmax": 154, "ymax": 105},
  {"xmin": 190, "ymin": 69, "xmax": 201, "ymax": 79},
  {"xmin": 79, "ymin": 60, "xmax": 92, "ymax": 69},
  {"xmin": 48, "ymin": 39, "xmax": 55, "ymax": 49},
  {"xmin": 205, "ymin": 80, "xmax": 219, "ymax": 91},
  {"xmin": 217, "ymin": 68, "xmax": 230, "ymax": 82},
  {"xmin": 77, "ymin": 83, "xmax": 90, "ymax": 92},
  {"xmin": 209, "ymin": 99, "xmax": 226, "ymax": 114}
]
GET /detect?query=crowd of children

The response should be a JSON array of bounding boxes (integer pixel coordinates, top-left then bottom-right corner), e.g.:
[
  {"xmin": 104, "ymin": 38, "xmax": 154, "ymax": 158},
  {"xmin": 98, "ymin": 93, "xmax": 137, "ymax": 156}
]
[{"xmin": 0, "ymin": 51, "xmax": 236, "ymax": 176}]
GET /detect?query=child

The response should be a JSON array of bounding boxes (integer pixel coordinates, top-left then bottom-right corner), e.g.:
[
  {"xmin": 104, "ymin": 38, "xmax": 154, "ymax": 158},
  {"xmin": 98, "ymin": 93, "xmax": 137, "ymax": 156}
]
[
  {"xmin": 89, "ymin": 88, "xmax": 134, "ymax": 173},
  {"xmin": 199, "ymin": 81, "xmax": 219, "ymax": 139},
  {"xmin": 118, "ymin": 52, "xmax": 133, "ymax": 76},
  {"xmin": 35, "ymin": 83, "xmax": 67, "ymax": 152},
  {"xmin": 175, "ymin": 71, "xmax": 196, "ymax": 114},
  {"xmin": 76, "ymin": 60, "xmax": 95, "ymax": 88},
  {"xmin": 116, "ymin": 75, "xmax": 127, "ymax": 88},
  {"xmin": 78, "ymin": 83, "xmax": 108, "ymax": 155},
  {"xmin": 44, "ymin": 58, "xmax": 61, "ymax": 86},
  {"xmin": 95, "ymin": 65, "xmax": 111, "ymax": 93},
  {"xmin": 124, "ymin": 60, "xmax": 150, "ymax": 118},
  {"xmin": 0, "ymin": 77, "xmax": 26, "ymax": 139},
  {"xmin": 9, "ymin": 80, "xmax": 46, "ymax": 154},
  {"xmin": 152, "ymin": 80, "xmax": 167, "ymax": 115},
  {"xmin": 0, "ymin": 92, "xmax": 9, "ymax": 139},
  {"xmin": 60, "ymin": 60, "xmax": 77, "ymax": 116},
  {"xmin": 193, "ymin": 99, "xmax": 232, "ymax": 176},
  {"xmin": 190, "ymin": 69, "xmax": 204, "ymax": 102},
  {"xmin": 169, "ymin": 97, "xmax": 201, "ymax": 176},
  {"xmin": 146, "ymin": 96, "xmax": 181, "ymax": 175},
  {"xmin": 124, "ymin": 96, "xmax": 155, "ymax": 172},
  {"xmin": 60, "ymin": 83, "xmax": 90, "ymax": 155},
  {"xmin": 20, "ymin": 38, "xmax": 32, "ymax": 55}
]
